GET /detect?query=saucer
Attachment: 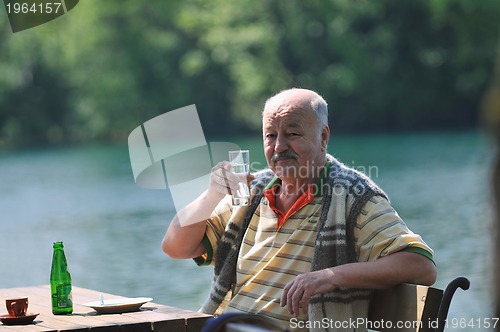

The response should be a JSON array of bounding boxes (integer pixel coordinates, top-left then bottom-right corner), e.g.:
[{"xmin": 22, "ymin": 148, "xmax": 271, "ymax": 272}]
[
  {"xmin": 83, "ymin": 297, "xmax": 153, "ymax": 314},
  {"xmin": 0, "ymin": 313, "xmax": 39, "ymax": 325}
]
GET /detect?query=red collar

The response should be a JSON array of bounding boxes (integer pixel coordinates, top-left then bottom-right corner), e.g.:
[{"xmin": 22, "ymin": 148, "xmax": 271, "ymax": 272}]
[{"xmin": 263, "ymin": 185, "xmax": 315, "ymax": 231}]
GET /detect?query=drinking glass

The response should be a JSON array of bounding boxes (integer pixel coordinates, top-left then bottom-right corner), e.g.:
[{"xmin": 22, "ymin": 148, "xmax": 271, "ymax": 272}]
[{"xmin": 228, "ymin": 150, "xmax": 250, "ymax": 206}]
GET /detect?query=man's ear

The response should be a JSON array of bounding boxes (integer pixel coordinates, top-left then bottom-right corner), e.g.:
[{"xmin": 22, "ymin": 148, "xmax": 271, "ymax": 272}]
[{"xmin": 321, "ymin": 125, "xmax": 330, "ymax": 151}]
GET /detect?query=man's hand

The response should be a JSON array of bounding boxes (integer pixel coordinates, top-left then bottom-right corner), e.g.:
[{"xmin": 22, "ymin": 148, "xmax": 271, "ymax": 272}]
[
  {"xmin": 280, "ymin": 269, "xmax": 338, "ymax": 317},
  {"xmin": 208, "ymin": 161, "xmax": 250, "ymax": 200}
]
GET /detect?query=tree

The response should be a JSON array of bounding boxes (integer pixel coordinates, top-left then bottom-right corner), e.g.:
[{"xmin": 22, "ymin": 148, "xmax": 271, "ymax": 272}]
[{"xmin": 0, "ymin": 0, "xmax": 499, "ymax": 147}]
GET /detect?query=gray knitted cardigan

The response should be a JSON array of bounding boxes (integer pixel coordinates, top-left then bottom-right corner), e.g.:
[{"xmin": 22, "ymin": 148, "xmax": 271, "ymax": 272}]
[{"xmin": 200, "ymin": 155, "xmax": 387, "ymax": 332}]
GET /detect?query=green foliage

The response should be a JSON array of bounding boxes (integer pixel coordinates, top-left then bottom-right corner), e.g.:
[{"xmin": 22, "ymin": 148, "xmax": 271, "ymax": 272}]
[{"xmin": 0, "ymin": 0, "xmax": 499, "ymax": 147}]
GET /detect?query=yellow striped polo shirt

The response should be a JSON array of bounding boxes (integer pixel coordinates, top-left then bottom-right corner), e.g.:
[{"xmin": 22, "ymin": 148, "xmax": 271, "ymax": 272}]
[{"xmin": 198, "ymin": 165, "xmax": 434, "ymax": 329}]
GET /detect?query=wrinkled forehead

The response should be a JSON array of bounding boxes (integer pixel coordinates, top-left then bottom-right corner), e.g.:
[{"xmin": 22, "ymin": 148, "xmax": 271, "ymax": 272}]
[
  {"xmin": 263, "ymin": 98, "xmax": 315, "ymax": 126},
  {"xmin": 262, "ymin": 104, "xmax": 318, "ymax": 132}
]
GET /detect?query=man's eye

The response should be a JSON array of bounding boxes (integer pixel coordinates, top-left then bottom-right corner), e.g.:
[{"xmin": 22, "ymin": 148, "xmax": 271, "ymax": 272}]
[{"xmin": 265, "ymin": 133, "xmax": 276, "ymax": 139}]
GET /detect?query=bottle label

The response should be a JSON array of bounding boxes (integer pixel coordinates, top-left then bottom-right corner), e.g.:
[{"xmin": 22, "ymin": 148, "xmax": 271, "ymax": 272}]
[{"xmin": 56, "ymin": 285, "xmax": 73, "ymax": 308}]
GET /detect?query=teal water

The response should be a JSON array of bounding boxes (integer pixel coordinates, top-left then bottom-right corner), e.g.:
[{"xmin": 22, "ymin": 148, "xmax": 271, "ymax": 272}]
[{"xmin": 0, "ymin": 131, "xmax": 495, "ymax": 330}]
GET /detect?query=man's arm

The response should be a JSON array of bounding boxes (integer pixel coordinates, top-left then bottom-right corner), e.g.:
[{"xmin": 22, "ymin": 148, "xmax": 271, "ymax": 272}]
[
  {"xmin": 161, "ymin": 161, "xmax": 237, "ymax": 259},
  {"xmin": 281, "ymin": 251, "xmax": 437, "ymax": 317},
  {"xmin": 282, "ymin": 195, "xmax": 437, "ymax": 317},
  {"xmin": 161, "ymin": 190, "xmax": 218, "ymax": 259}
]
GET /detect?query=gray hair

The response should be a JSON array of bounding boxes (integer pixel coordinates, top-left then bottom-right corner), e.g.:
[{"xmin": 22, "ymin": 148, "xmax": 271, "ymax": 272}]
[{"xmin": 310, "ymin": 93, "xmax": 329, "ymax": 129}]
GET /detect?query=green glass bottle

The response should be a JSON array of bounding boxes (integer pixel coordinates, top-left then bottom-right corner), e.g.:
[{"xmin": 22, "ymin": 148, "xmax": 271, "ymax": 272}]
[{"xmin": 50, "ymin": 241, "xmax": 73, "ymax": 315}]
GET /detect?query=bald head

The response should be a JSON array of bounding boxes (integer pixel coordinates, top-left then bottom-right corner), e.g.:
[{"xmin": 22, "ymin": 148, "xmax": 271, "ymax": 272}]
[{"xmin": 263, "ymin": 88, "xmax": 329, "ymax": 130}]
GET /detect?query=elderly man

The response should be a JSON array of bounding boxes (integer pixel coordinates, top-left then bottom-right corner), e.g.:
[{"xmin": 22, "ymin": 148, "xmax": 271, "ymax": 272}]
[{"xmin": 162, "ymin": 88, "xmax": 436, "ymax": 331}]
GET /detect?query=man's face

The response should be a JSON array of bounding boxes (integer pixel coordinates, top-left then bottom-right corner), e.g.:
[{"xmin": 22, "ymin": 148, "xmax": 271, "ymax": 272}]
[{"xmin": 263, "ymin": 105, "xmax": 329, "ymax": 183}]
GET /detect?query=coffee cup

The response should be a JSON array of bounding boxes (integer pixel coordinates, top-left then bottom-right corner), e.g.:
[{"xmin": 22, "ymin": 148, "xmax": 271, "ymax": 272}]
[{"xmin": 5, "ymin": 297, "xmax": 28, "ymax": 317}]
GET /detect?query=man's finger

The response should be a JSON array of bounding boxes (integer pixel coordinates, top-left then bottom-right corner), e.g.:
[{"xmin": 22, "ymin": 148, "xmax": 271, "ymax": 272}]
[
  {"xmin": 280, "ymin": 281, "xmax": 293, "ymax": 307},
  {"xmin": 289, "ymin": 287, "xmax": 304, "ymax": 317}
]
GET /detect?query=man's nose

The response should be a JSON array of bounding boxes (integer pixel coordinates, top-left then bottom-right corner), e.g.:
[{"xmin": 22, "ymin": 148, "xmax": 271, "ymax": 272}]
[{"xmin": 274, "ymin": 134, "xmax": 288, "ymax": 152}]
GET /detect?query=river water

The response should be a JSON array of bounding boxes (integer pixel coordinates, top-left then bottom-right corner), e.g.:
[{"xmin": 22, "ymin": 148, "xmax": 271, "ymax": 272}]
[{"xmin": 0, "ymin": 131, "xmax": 496, "ymax": 330}]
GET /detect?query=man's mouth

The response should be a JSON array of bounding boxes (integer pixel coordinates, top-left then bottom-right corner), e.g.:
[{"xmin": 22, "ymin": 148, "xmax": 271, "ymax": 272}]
[{"xmin": 271, "ymin": 151, "xmax": 299, "ymax": 162}]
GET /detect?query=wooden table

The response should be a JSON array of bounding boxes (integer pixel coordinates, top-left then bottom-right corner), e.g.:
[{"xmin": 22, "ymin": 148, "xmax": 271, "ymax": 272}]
[{"xmin": 0, "ymin": 285, "xmax": 211, "ymax": 332}]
